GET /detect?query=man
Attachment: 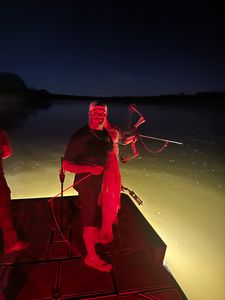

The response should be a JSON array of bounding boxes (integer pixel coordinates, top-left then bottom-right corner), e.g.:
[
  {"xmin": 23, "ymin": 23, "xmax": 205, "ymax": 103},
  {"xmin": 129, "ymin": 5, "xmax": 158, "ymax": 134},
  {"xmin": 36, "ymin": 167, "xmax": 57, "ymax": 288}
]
[
  {"xmin": 0, "ymin": 130, "xmax": 28, "ymax": 253},
  {"xmin": 63, "ymin": 102, "xmax": 113, "ymax": 272}
]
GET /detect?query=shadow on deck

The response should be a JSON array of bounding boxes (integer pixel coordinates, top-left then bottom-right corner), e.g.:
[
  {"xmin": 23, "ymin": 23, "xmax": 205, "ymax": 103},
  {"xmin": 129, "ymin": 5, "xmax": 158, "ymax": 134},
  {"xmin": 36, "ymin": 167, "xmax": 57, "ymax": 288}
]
[{"xmin": 0, "ymin": 194, "xmax": 187, "ymax": 300}]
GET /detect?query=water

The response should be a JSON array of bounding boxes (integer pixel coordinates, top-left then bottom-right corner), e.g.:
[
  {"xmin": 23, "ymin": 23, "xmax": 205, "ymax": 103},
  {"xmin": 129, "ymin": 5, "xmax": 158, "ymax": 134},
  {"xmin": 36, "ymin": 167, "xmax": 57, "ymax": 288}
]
[{"xmin": 2, "ymin": 100, "xmax": 225, "ymax": 300}]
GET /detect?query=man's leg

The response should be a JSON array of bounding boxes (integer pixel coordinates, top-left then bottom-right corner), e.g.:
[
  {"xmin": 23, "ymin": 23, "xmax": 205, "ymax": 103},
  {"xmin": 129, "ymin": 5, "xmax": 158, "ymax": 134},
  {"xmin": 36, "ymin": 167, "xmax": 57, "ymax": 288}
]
[
  {"xmin": 77, "ymin": 175, "xmax": 112, "ymax": 272},
  {"xmin": 83, "ymin": 226, "xmax": 112, "ymax": 272},
  {"xmin": 83, "ymin": 226, "xmax": 98, "ymax": 259},
  {"xmin": 0, "ymin": 207, "xmax": 28, "ymax": 254},
  {"xmin": 0, "ymin": 207, "xmax": 17, "ymax": 252},
  {"xmin": 0, "ymin": 179, "xmax": 28, "ymax": 253}
]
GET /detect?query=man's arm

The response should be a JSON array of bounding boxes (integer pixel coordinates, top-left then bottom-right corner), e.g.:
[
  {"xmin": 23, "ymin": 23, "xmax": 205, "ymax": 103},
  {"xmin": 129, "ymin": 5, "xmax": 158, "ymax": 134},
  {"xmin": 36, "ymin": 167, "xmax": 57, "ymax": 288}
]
[
  {"xmin": 63, "ymin": 159, "xmax": 103, "ymax": 175},
  {"xmin": 63, "ymin": 129, "xmax": 104, "ymax": 175},
  {"xmin": 2, "ymin": 144, "xmax": 13, "ymax": 159},
  {"xmin": 0, "ymin": 131, "xmax": 13, "ymax": 159}
]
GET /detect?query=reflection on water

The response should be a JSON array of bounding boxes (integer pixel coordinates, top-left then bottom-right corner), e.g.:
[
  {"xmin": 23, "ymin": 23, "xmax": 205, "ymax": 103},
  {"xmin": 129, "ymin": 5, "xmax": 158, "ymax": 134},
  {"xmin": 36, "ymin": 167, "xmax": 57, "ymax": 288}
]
[{"xmin": 2, "ymin": 100, "xmax": 225, "ymax": 300}]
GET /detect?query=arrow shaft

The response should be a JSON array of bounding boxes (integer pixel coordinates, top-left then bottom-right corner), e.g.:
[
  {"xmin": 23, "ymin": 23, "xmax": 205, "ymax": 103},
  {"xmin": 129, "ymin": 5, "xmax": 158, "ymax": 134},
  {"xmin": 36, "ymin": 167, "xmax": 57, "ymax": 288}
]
[{"xmin": 139, "ymin": 134, "xmax": 183, "ymax": 145}]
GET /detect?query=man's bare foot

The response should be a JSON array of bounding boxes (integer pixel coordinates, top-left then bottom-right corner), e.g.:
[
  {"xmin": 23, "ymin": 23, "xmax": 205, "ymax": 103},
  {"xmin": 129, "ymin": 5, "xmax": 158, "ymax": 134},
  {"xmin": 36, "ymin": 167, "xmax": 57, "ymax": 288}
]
[{"xmin": 84, "ymin": 255, "xmax": 112, "ymax": 272}]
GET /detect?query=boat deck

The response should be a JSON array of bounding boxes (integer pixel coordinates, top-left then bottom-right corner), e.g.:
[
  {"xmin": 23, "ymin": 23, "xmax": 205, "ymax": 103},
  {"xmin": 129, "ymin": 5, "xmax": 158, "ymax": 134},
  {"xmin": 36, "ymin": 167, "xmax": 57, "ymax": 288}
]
[{"xmin": 0, "ymin": 194, "xmax": 187, "ymax": 300}]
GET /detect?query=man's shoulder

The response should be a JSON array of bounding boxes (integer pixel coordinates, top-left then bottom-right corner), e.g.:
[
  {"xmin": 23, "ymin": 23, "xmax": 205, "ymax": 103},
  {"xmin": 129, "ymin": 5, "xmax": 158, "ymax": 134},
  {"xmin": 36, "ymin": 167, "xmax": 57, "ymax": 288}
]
[{"xmin": 70, "ymin": 125, "xmax": 90, "ymax": 139}]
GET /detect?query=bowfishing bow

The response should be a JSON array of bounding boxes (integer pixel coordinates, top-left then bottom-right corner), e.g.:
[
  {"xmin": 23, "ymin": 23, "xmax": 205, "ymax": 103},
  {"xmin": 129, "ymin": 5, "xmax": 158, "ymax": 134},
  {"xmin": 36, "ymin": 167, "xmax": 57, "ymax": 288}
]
[
  {"xmin": 120, "ymin": 104, "xmax": 183, "ymax": 162},
  {"xmin": 120, "ymin": 104, "xmax": 145, "ymax": 163}
]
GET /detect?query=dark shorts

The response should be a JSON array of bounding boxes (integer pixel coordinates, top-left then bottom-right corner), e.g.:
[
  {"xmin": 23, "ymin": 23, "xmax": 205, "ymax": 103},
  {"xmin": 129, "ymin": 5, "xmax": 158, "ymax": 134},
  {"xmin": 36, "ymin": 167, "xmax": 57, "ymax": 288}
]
[{"xmin": 74, "ymin": 173, "xmax": 103, "ymax": 227}]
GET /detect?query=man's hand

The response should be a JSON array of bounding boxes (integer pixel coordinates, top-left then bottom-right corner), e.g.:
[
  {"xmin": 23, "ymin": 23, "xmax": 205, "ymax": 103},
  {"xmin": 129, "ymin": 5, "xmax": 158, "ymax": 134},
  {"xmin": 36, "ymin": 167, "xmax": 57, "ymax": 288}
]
[{"xmin": 122, "ymin": 134, "xmax": 138, "ymax": 145}]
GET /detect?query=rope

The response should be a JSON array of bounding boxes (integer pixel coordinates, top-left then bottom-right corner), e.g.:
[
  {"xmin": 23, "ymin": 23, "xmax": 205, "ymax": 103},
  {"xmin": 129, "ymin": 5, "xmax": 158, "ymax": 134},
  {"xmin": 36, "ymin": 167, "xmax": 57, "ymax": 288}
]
[
  {"xmin": 48, "ymin": 173, "xmax": 92, "ymax": 256},
  {"xmin": 48, "ymin": 173, "xmax": 92, "ymax": 206}
]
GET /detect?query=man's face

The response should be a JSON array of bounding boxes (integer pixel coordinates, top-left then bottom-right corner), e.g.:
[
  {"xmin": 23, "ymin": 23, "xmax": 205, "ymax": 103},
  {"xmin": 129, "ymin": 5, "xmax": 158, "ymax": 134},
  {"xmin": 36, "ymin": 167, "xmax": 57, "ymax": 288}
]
[{"xmin": 89, "ymin": 106, "xmax": 107, "ymax": 128}]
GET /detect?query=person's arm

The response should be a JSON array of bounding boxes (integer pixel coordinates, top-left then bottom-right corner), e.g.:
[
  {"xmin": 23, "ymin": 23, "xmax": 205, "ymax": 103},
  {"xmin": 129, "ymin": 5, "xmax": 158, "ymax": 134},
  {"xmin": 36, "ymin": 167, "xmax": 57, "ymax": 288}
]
[
  {"xmin": 2, "ymin": 144, "xmax": 13, "ymax": 159},
  {"xmin": 0, "ymin": 131, "xmax": 13, "ymax": 159},
  {"xmin": 63, "ymin": 159, "xmax": 103, "ymax": 175},
  {"xmin": 63, "ymin": 130, "xmax": 104, "ymax": 175}
]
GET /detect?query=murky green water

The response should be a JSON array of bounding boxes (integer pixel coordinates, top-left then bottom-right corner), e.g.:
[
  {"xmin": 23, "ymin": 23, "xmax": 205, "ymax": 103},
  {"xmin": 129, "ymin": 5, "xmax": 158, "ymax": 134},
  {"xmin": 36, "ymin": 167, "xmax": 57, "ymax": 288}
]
[{"xmin": 2, "ymin": 100, "xmax": 225, "ymax": 300}]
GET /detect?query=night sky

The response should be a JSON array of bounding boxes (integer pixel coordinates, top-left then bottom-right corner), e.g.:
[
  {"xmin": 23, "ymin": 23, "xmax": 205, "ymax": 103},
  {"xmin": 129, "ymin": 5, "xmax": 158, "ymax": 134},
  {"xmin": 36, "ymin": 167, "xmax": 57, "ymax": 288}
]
[{"xmin": 0, "ymin": 0, "xmax": 224, "ymax": 97}]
